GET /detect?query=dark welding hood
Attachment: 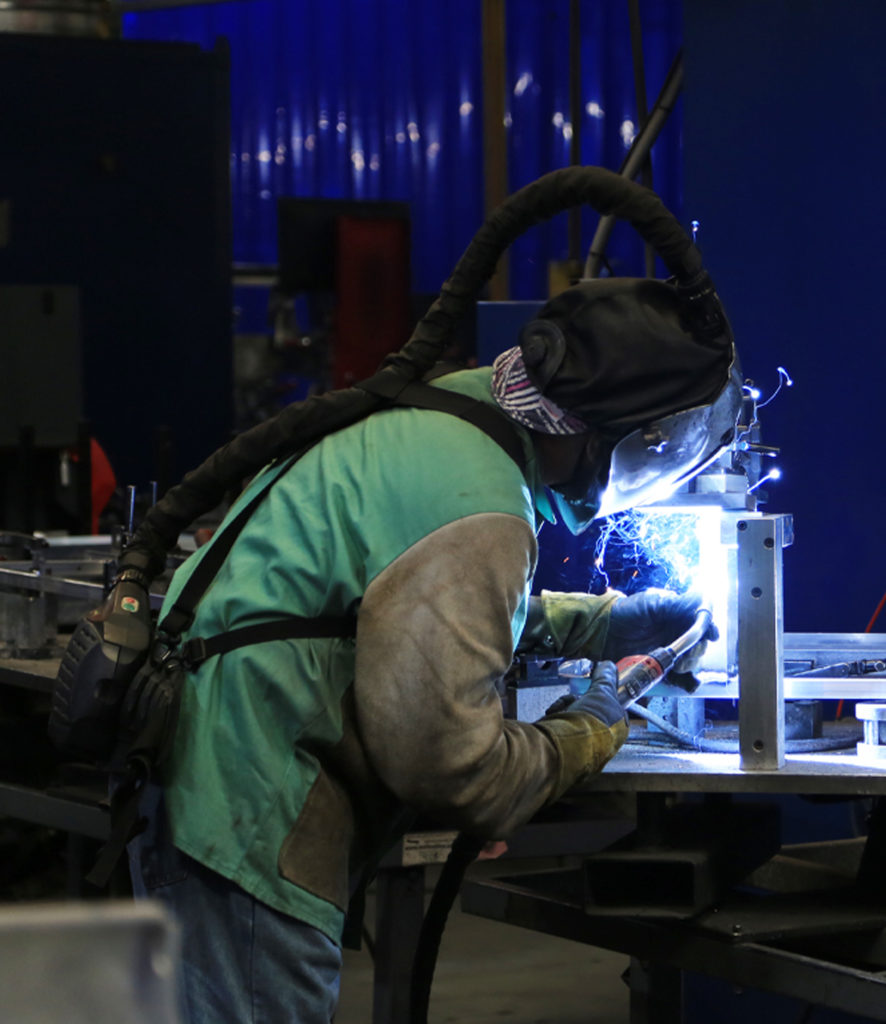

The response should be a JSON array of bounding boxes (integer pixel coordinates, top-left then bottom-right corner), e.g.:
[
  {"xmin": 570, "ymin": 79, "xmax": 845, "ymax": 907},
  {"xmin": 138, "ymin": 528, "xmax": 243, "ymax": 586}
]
[{"xmin": 521, "ymin": 274, "xmax": 740, "ymax": 530}]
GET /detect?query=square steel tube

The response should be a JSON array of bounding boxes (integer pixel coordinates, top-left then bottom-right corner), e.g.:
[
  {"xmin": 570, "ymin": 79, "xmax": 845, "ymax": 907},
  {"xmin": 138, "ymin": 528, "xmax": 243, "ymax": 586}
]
[{"xmin": 737, "ymin": 515, "xmax": 790, "ymax": 769}]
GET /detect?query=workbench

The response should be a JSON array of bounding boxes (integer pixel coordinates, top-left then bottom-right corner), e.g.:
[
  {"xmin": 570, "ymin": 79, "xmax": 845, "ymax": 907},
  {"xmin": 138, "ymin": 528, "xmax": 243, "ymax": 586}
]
[{"xmin": 461, "ymin": 735, "xmax": 886, "ymax": 1024}]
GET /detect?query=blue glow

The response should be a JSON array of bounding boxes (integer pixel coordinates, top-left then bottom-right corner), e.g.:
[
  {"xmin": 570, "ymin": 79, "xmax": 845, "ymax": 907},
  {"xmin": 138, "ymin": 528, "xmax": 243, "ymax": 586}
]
[
  {"xmin": 748, "ymin": 467, "xmax": 782, "ymax": 494},
  {"xmin": 592, "ymin": 510, "xmax": 702, "ymax": 596},
  {"xmin": 757, "ymin": 366, "xmax": 794, "ymax": 409},
  {"xmin": 583, "ymin": 507, "xmax": 731, "ymax": 676}
]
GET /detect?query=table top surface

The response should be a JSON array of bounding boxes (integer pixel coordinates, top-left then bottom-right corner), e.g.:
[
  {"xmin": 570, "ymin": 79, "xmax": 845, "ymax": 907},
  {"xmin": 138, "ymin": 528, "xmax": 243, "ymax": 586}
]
[{"xmin": 582, "ymin": 738, "xmax": 886, "ymax": 795}]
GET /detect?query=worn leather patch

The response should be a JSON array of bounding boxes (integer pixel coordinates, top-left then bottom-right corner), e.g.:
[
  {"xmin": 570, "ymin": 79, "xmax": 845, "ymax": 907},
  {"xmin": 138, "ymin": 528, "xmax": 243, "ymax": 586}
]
[{"xmin": 277, "ymin": 767, "xmax": 355, "ymax": 912}]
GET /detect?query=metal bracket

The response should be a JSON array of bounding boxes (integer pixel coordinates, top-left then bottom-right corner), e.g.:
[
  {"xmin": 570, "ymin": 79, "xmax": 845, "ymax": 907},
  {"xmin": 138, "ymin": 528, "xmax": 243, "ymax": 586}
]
[{"xmin": 737, "ymin": 514, "xmax": 791, "ymax": 770}]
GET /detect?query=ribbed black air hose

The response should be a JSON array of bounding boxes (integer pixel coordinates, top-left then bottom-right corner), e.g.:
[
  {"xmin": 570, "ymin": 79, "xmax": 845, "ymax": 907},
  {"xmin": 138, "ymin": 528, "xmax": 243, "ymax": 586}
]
[
  {"xmin": 121, "ymin": 166, "xmax": 703, "ymax": 580},
  {"xmin": 409, "ymin": 832, "xmax": 485, "ymax": 1024}
]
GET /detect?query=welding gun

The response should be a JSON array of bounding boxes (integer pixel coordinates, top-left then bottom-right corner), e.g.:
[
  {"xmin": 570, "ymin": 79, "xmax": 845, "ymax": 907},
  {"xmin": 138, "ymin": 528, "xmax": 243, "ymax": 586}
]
[{"xmin": 615, "ymin": 607, "xmax": 713, "ymax": 707}]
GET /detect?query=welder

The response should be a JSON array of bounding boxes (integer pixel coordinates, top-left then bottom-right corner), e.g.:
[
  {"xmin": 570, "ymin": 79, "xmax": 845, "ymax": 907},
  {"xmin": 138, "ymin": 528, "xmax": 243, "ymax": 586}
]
[{"xmin": 117, "ymin": 168, "xmax": 739, "ymax": 1023}]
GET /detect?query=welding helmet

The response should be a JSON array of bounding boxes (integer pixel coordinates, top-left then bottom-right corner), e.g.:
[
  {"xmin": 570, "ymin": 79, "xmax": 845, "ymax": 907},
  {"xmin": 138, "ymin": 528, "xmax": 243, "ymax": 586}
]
[{"xmin": 520, "ymin": 275, "xmax": 740, "ymax": 533}]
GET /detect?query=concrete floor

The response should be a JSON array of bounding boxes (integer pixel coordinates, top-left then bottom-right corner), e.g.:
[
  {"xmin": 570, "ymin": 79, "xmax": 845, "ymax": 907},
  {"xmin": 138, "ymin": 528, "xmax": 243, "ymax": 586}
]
[{"xmin": 335, "ymin": 876, "xmax": 630, "ymax": 1024}]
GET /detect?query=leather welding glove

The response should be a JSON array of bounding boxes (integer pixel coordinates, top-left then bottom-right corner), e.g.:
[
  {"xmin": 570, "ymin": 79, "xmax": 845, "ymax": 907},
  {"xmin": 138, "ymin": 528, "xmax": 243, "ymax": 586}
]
[
  {"xmin": 518, "ymin": 590, "xmax": 621, "ymax": 659},
  {"xmin": 536, "ymin": 660, "xmax": 628, "ymax": 799},
  {"xmin": 602, "ymin": 588, "xmax": 718, "ymax": 690}
]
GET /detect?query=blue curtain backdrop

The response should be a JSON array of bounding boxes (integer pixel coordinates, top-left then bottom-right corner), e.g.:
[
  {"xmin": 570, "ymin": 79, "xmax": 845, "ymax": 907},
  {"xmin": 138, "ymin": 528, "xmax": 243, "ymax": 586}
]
[{"xmin": 123, "ymin": 0, "xmax": 683, "ymax": 301}]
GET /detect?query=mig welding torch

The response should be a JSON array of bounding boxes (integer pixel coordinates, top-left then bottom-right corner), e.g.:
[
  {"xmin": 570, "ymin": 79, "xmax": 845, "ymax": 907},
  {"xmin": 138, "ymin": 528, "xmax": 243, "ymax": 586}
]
[
  {"xmin": 409, "ymin": 606, "xmax": 714, "ymax": 1024},
  {"xmin": 614, "ymin": 605, "xmax": 713, "ymax": 707}
]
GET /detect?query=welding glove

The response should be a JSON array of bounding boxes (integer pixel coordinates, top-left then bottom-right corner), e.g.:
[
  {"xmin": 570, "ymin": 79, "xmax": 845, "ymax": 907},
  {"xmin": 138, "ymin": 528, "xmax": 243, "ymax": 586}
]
[
  {"xmin": 537, "ymin": 660, "xmax": 628, "ymax": 799},
  {"xmin": 517, "ymin": 590, "xmax": 622, "ymax": 658},
  {"xmin": 603, "ymin": 588, "xmax": 718, "ymax": 690}
]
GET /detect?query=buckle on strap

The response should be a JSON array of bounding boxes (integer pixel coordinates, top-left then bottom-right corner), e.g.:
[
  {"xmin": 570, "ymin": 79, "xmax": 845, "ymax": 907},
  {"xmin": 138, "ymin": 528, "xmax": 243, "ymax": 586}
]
[{"xmin": 180, "ymin": 636, "xmax": 207, "ymax": 670}]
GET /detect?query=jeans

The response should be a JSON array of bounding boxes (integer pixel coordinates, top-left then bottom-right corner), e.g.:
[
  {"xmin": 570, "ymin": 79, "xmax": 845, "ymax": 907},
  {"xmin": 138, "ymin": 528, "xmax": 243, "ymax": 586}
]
[{"xmin": 128, "ymin": 785, "xmax": 342, "ymax": 1024}]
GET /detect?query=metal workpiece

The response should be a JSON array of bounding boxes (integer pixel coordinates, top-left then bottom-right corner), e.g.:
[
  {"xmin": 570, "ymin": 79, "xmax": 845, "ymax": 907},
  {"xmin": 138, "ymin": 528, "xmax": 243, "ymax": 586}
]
[
  {"xmin": 0, "ymin": 657, "xmax": 57, "ymax": 693},
  {"xmin": 737, "ymin": 514, "xmax": 790, "ymax": 771},
  {"xmin": 0, "ymin": 563, "xmax": 162, "ymax": 610},
  {"xmin": 0, "ymin": 542, "xmax": 166, "ymax": 660},
  {"xmin": 856, "ymin": 703, "xmax": 886, "ymax": 764},
  {"xmin": 0, "ymin": 565, "xmax": 108, "ymax": 603},
  {"xmin": 0, "ymin": 781, "xmax": 108, "ymax": 840},
  {"xmin": 679, "ymin": 633, "xmax": 886, "ymax": 701}
]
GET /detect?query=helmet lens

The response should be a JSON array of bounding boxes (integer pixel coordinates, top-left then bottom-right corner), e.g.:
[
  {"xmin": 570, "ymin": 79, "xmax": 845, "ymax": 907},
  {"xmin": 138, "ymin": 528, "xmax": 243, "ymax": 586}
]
[
  {"xmin": 595, "ymin": 368, "xmax": 742, "ymax": 518},
  {"xmin": 550, "ymin": 366, "xmax": 742, "ymax": 530}
]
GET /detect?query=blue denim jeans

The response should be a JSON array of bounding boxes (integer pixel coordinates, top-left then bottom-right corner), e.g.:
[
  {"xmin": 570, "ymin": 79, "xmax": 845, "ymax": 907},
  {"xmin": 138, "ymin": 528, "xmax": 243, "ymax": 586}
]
[{"xmin": 128, "ymin": 785, "xmax": 342, "ymax": 1024}]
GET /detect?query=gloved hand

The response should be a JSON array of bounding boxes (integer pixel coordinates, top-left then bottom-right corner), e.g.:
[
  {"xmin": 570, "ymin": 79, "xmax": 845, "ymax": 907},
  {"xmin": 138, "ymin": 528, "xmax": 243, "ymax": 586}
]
[
  {"xmin": 602, "ymin": 589, "xmax": 718, "ymax": 678},
  {"xmin": 539, "ymin": 660, "xmax": 629, "ymax": 796},
  {"xmin": 563, "ymin": 660, "xmax": 627, "ymax": 728}
]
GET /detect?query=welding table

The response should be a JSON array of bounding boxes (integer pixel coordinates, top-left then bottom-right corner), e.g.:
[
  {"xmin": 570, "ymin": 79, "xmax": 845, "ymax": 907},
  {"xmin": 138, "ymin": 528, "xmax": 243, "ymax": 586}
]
[
  {"xmin": 5, "ymin": 522, "xmax": 886, "ymax": 1022},
  {"xmin": 461, "ymin": 740, "xmax": 886, "ymax": 1024}
]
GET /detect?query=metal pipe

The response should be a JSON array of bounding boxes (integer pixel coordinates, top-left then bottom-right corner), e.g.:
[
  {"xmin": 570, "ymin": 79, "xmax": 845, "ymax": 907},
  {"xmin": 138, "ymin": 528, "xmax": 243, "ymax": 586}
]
[
  {"xmin": 584, "ymin": 51, "xmax": 684, "ymax": 278},
  {"xmin": 567, "ymin": 0, "xmax": 582, "ymax": 269},
  {"xmin": 482, "ymin": 0, "xmax": 509, "ymax": 300},
  {"xmin": 627, "ymin": 0, "xmax": 656, "ymax": 277}
]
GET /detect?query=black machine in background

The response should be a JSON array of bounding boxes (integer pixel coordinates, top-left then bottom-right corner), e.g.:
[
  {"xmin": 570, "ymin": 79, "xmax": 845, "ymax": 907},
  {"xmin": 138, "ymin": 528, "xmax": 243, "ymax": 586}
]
[{"xmin": 0, "ymin": 32, "xmax": 233, "ymax": 526}]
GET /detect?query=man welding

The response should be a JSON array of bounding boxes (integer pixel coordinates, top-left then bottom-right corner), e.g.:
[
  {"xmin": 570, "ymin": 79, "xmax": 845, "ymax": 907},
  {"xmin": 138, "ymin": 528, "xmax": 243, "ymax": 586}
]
[{"xmin": 115, "ymin": 168, "xmax": 740, "ymax": 1022}]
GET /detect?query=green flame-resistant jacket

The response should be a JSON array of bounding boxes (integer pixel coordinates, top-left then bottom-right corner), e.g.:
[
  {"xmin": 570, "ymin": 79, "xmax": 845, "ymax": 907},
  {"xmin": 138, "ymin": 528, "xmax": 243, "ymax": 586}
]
[{"xmin": 160, "ymin": 367, "xmax": 625, "ymax": 945}]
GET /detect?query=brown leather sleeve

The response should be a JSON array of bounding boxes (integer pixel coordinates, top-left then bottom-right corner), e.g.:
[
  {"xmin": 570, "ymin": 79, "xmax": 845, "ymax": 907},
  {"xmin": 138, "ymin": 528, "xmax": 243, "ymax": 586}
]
[{"xmin": 354, "ymin": 512, "xmax": 566, "ymax": 839}]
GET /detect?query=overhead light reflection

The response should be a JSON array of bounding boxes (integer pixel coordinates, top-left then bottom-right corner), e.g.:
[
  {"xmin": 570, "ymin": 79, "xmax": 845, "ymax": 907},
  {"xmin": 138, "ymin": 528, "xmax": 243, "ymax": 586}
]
[{"xmin": 514, "ymin": 71, "xmax": 533, "ymax": 97}]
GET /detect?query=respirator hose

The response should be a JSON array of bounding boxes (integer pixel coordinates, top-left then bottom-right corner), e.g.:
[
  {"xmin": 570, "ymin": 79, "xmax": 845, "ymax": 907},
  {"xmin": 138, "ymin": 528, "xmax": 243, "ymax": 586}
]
[
  {"xmin": 409, "ymin": 831, "xmax": 485, "ymax": 1024},
  {"xmin": 122, "ymin": 166, "xmax": 704, "ymax": 580},
  {"xmin": 389, "ymin": 164, "xmax": 703, "ymax": 381}
]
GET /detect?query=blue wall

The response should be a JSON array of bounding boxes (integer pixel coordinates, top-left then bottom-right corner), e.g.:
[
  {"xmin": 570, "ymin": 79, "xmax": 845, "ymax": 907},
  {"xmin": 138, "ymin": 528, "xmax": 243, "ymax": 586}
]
[
  {"xmin": 683, "ymin": 0, "xmax": 886, "ymax": 635},
  {"xmin": 120, "ymin": 1, "xmax": 886, "ymax": 636},
  {"xmin": 123, "ymin": 0, "xmax": 683, "ymax": 298}
]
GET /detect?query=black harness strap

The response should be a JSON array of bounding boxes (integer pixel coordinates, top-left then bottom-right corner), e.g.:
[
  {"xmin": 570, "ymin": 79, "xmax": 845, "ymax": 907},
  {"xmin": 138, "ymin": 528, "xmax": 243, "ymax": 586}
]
[
  {"xmin": 167, "ymin": 379, "xmax": 526, "ymax": 664},
  {"xmin": 88, "ymin": 378, "xmax": 527, "ymax": 890},
  {"xmin": 358, "ymin": 375, "xmax": 527, "ymax": 472},
  {"xmin": 180, "ymin": 614, "xmax": 357, "ymax": 669},
  {"xmin": 160, "ymin": 449, "xmax": 307, "ymax": 639}
]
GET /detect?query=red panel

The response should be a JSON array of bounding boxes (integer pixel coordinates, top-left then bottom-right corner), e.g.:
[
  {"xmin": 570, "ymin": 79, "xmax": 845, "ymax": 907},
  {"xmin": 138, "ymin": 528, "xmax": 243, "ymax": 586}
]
[{"xmin": 333, "ymin": 216, "xmax": 411, "ymax": 389}]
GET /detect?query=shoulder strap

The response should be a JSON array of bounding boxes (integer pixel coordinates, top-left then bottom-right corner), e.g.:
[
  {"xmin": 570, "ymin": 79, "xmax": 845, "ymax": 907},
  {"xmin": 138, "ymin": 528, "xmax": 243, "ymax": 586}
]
[
  {"xmin": 159, "ymin": 449, "xmax": 303, "ymax": 638},
  {"xmin": 160, "ymin": 375, "xmax": 527, "ymax": 658},
  {"xmin": 357, "ymin": 374, "xmax": 527, "ymax": 471},
  {"xmin": 179, "ymin": 613, "xmax": 357, "ymax": 669}
]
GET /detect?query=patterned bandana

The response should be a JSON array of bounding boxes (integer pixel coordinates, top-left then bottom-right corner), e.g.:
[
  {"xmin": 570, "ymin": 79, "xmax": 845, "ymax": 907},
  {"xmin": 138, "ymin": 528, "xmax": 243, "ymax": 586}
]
[{"xmin": 491, "ymin": 346, "xmax": 587, "ymax": 435}]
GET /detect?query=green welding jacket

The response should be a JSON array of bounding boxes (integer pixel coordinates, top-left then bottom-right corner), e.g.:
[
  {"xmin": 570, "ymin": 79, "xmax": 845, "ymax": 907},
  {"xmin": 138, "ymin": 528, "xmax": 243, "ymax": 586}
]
[{"xmin": 161, "ymin": 367, "xmax": 623, "ymax": 945}]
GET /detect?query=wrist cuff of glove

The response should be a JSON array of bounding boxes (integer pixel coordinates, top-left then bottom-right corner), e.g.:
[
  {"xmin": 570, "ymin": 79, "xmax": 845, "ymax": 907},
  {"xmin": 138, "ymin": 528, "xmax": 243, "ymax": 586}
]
[
  {"xmin": 537, "ymin": 713, "xmax": 628, "ymax": 802},
  {"xmin": 538, "ymin": 589, "xmax": 622, "ymax": 659}
]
